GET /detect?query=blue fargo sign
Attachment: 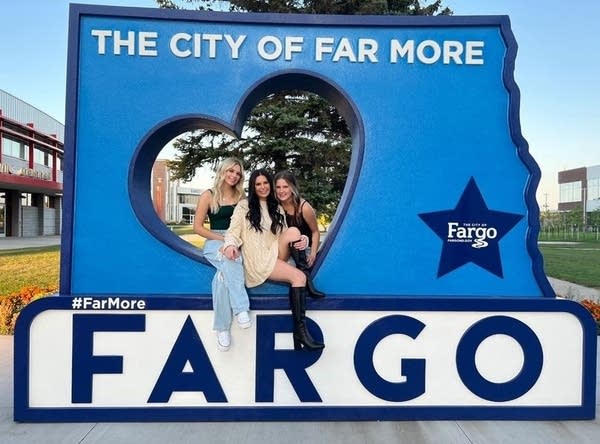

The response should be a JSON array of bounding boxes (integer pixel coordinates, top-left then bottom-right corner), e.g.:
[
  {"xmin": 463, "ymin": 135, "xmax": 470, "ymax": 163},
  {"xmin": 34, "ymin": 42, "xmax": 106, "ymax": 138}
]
[{"xmin": 13, "ymin": 4, "xmax": 597, "ymax": 422}]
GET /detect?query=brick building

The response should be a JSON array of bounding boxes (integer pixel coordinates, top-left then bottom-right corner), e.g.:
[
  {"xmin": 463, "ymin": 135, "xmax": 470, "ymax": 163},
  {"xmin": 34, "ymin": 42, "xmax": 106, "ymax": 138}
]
[
  {"xmin": 558, "ymin": 164, "xmax": 600, "ymax": 223},
  {"xmin": 0, "ymin": 89, "xmax": 64, "ymax": 237}
]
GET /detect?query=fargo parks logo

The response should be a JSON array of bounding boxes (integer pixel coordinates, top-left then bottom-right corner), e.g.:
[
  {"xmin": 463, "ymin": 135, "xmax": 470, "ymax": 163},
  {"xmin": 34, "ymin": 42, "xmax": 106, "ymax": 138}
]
[{"xmin": 447, "ymin": 222, "xmax": 498, "ymax": 248}]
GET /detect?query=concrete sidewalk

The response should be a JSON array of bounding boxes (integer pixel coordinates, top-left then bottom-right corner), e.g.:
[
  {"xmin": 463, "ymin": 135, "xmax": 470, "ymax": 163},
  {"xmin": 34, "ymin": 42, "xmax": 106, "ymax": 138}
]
[
  {"xmin": 550, "ymin": 277, "xmax": 600, "ymax": 304},
  {"xmin": 0, "ymin": 235, "xmax": 60, "ymax": 250},
  {"xmin": 1, "ymin": 334, "xmax": 599, "ymax": 444}
]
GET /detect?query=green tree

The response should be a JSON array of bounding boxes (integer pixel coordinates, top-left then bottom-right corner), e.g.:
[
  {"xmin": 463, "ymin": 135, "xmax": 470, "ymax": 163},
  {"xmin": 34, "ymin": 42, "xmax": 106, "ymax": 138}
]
[
  {"xmin": 159, "ymin": 0, "xmax": 452, "ymax": 216},
  {"xmin": 158, "ymin": 1, "xmax": 452, "ymax": 15},
  {"xmin": 172, "ymin": 92, "xmax": 351, "ymax": 213},
  {"xmin": 588, "ymin": 208, "xmax": 600, "ymax": 228},
  {"xmin": 565, "ymin": 205, "xmax": 584, "ymax": 227}
]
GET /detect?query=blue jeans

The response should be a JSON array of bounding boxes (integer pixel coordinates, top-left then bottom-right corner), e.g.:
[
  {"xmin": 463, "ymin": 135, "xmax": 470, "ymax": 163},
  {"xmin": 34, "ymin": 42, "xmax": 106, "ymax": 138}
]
[{"xmin": 203, "ymin": 239, "xmax": 250, "ymax": 331}]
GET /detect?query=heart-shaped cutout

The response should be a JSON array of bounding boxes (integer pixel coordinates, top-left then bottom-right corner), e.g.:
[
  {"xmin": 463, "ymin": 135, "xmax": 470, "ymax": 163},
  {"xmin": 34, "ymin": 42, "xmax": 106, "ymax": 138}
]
[{"xmin": 129, "ymin": 71, "xmax": 364, "ymax": 275}]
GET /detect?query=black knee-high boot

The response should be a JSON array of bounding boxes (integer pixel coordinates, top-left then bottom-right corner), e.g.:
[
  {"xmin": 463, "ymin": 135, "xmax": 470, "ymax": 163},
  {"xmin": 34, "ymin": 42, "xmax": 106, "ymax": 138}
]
[
  {"xmin": 289, "ymin": 245, "xmax": 325, "ymax": 299},
  {"xmin": 289, "ymin": 286, "xmax": 324, "ymax": 351}
]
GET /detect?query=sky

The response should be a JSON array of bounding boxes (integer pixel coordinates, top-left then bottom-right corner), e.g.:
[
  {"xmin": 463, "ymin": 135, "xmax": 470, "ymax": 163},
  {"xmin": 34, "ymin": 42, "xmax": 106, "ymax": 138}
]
[{"xmin": 1, "ymin": 0, "xmax": 598, "ymax": 210}]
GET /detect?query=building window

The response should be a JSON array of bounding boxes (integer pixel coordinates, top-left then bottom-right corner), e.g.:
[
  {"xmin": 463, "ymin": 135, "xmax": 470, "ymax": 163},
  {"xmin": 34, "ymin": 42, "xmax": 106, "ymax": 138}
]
[
  {"xmin": 588, "ymin": 178, "xmax": 600, "ymax": 201},
  {"xmin": 181, "ymin": 207, "xmax": 195, "ymax": 224},
  {"xmin": 34, "ymin": 146, "xmax": 53, "ymax": 168},
  {"xmin": 21, "ymin": 193, "xmax": 32, "ymax": 207},
  {"xmin": 178, "ymin": 194, "xmax": 199, "ymax": 205},
  {"xmin": 43, "ymin": 196, "xmax": 57, "ymax": 208},
  {"xmin": 559, "ymin": 181, "xmax": 582, "ymax": 203},
  {"xmin": 1, "ymin": 135, "xmax": 29, "ymax": 160}
]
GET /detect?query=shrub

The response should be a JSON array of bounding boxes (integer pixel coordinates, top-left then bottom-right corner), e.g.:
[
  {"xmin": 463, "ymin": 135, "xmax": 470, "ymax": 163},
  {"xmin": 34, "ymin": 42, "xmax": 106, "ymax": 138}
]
[{"xmin": 0, "ymin": 285, "xmax": 56, "ymax": 335}]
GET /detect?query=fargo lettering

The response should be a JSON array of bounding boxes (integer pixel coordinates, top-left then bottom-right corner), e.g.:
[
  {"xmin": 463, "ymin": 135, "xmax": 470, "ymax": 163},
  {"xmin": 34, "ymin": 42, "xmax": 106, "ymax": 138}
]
[
  {"xmin": 447, "ymin": 222, "xmax": 498, "ymax": 248},
  {"xmin": 69, "ymin": 312, "xmax": 546, "ymax": 405}
]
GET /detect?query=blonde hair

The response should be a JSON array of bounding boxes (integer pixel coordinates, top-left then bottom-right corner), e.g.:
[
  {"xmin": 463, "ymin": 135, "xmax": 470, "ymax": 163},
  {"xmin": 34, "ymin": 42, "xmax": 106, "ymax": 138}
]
[{"xmin": 210, "ymin": 157, "xmax": 245, "ymax": 213}]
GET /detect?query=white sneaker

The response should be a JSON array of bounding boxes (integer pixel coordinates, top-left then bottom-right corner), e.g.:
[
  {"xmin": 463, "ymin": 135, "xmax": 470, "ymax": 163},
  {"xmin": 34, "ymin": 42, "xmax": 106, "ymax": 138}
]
[
  {"xmin": 216, "ymin": 330, "xmax": 231, "ymax": 351},
  {"xmin": 236, "ymin": 311, "xmax": 252, "ymax": 329}
]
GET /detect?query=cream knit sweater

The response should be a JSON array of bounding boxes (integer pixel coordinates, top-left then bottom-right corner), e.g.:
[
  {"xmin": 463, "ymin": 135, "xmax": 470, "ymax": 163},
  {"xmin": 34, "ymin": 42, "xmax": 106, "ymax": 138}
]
[{"xmin": 223, "ymin": 199, "xmax": 286, "ymax": 288}]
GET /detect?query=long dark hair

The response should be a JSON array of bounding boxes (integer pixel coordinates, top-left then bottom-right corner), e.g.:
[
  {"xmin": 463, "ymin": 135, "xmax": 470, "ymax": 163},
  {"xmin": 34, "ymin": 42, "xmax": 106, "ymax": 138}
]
[{"xmin": 247, "ymin": 169, "xmax": 284, "ymax": 234}]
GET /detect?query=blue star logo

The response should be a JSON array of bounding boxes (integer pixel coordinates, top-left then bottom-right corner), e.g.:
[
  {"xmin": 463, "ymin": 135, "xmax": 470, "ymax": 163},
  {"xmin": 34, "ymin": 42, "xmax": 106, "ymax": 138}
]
[{"xmin": 418, "ymin": 177, "xmax": 524, "ymax": 278}]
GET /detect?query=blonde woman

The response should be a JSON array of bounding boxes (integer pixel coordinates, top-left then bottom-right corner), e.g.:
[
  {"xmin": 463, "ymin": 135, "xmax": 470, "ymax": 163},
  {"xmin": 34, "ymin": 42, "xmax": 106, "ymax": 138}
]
[{"xmin": 193, "ymin": 157, "xmax": 250, "ymax": 352}]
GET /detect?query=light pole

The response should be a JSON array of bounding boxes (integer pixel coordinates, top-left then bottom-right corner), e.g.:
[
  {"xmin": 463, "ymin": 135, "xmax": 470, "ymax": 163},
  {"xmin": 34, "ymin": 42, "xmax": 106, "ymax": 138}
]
[{"xmin": 582, "ymin": 187, "xmax": 587, "ymax": 227}]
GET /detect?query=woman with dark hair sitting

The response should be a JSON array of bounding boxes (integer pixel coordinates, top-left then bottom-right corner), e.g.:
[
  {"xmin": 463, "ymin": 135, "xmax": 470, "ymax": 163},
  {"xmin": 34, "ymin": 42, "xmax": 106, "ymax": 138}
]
[{"xmin": 223, "ymin": 169, "xmax": 324, "ymax": 351}]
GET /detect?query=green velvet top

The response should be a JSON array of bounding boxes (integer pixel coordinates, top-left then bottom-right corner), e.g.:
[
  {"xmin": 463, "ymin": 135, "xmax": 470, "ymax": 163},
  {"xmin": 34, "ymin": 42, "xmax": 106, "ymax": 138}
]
[{"xmin": 207, "ymin": 204, "xmax": 235, "ymax": 230}]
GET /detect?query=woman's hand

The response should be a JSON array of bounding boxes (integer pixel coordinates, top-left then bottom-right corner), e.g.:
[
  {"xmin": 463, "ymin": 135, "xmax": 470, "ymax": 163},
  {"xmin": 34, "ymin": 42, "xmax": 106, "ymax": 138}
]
[
  {"xmin": 223, "ymin": 245, "xmax": 240, "ymax": 260},
  {"xmin": 292, "ymin": 235, "xmax": 309, "ymax": 251},
  {"xmin": 307, "ymin": 252, "xmax": 317, "ymax": 267}
]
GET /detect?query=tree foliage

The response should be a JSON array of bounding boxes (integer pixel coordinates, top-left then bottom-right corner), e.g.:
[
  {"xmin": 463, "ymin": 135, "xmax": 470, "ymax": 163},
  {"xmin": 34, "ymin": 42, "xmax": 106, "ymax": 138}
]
[
  {"xmin": 158, "ymin": 1, "xmax": 452, "ymax": 15},
  {"xmin": 588, "ymin": 208, "xmax": 600, "ymax": 228},
  {"xmin": 565, "ymin": 205, "xmax": 584, "ymax": 227},
  {"xmin": 172, "ymin": 92, "xmax": 351, "ymax": 213},
  {"xmin": 159, "ymin": 0, "xmax": 452, "ymax": 215}
]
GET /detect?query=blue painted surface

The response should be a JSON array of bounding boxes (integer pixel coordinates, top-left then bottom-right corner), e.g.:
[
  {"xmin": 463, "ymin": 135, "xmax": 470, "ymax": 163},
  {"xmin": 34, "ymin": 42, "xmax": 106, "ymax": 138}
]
[
  {"xmin": 18, "ymin": 6, "xmax": 596, "ymax": 425},
  {"xmin": 60, "ymin": 6, "xmax": 550, "ymax": 299}
]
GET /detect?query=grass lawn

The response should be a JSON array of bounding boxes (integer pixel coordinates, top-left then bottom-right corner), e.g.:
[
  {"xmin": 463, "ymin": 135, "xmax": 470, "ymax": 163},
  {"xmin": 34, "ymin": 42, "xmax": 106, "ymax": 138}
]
[
  {"xmin": 0, "ymin": 245, "xmax": 60, "ymax": 296},
  {"xmin": 538, "ymin": 241, "xmax": 600, "ymax": 290}
]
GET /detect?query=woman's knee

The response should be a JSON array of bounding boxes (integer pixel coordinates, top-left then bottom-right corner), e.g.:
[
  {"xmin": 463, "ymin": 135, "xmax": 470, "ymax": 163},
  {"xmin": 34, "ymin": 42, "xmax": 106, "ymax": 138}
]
[
  {"xmin": 283, "ymin": 227, "xmax": 301, "ymax": 242},
  {"xmin": 291, "ymin": 268, "xmax": 306, "ymax": 287},
  {"xmin": 273, "ymin": 261, "xmax": 305, "ymax": 286}
]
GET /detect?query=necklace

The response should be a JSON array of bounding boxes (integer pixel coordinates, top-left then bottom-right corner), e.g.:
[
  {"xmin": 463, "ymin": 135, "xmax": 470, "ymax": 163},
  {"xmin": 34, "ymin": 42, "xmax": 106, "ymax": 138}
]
[{"xmin": 220, "ymin": 188, "xmax": 237, "ymax": 205}]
